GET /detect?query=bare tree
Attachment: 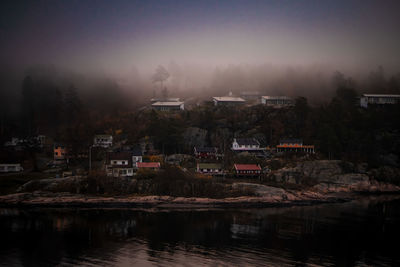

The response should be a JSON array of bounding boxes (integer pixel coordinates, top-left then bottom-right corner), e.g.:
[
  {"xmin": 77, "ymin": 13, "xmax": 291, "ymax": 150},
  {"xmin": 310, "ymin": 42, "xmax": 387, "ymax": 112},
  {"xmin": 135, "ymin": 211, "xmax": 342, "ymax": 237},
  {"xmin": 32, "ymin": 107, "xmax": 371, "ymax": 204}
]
[{"xmin": 152, "ymin": 65, "xmax": 170, "ymax": 90}]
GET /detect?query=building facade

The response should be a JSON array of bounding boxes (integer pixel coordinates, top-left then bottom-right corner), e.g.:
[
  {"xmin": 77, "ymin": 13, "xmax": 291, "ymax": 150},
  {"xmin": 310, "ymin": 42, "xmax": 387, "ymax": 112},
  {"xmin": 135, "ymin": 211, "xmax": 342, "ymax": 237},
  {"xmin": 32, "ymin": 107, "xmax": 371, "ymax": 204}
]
[
  {"xmin": 196, "ymin": 163, "xmax": 223, "ymax": 175},
  {"xmin": 94, "ymin": 134, "xmax": 113, "ymax": 148},
  {"xmin": 359, "ymin": 94, "xmax": 400, "ymax": 108},
  {"xmin": 261, "ymin": 96, "xmax": 294, "ymax": 108},
  {"xmin": 276, "ymin": 139, "xmax": 315, "ymax": 153},
  {"xmin": 152, "ymin": 101, "xmax": 184, "ymax": 111}
]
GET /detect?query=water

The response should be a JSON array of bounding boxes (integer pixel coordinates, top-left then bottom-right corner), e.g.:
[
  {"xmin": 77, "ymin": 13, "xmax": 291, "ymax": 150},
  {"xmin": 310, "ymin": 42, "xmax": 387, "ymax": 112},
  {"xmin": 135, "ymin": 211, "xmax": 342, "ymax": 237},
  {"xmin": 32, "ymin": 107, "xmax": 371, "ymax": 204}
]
[{"xmin": 1, "ymin": 196, "xmax": 399, "ymax": 266}]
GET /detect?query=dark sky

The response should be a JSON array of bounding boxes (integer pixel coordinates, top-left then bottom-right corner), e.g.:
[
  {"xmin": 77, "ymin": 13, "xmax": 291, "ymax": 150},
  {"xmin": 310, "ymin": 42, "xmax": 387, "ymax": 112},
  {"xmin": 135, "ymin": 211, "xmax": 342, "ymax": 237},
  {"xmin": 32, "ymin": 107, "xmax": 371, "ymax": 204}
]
[{"xmin": 1, "ymin": 0, "xmax": 400, "ymax": 74}]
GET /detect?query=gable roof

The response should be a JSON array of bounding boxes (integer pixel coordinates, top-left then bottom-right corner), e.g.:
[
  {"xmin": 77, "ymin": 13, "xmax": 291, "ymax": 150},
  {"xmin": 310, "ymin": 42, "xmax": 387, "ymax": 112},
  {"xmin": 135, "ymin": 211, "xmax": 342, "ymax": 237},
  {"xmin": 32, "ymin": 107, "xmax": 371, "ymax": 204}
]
[
  {"xmin": 213, "ymin": 97, "xmax": 245, "ymax": 102},
  {"xmin": 234, "ymin": 138, "xmax": 260, "ymax": 146},
  {"xmin": 234, "ymin": 164, "xmax": 261, "ymax": 171},
  {"xmin": 152, "ymin": 101, "xmax": 184, "ymax": 107},
  {"xmin": 137, "ymin": 162, "xmax": 161, "ymax": 168}
]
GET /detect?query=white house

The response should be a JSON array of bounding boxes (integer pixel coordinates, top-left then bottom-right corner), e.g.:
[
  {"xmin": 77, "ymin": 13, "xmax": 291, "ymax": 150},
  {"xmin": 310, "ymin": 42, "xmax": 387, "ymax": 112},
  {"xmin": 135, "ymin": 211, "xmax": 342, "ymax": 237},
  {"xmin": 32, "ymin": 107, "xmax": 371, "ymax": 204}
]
[
  {"xmin": 94, "ymin": 134, "xmax": 113, "ymax": 148},
  {"xmin": 232, "ymin": 138, "xmax": 264, "ymax": 153},
  {"xmin": 152, "ymin": 101, "xmax": 184, "ymax": 111},
  {"xmin": 213, "ymin": 96, "xmax": 245, "ymax": 106},
  {"xmin": 105, "ymin": 152, "xmax": 134, "ymax": 177},
  {"xmin": 0, "ymin": 163, "xmax": 23, "ymax": 173},
  {"xmin": 359, "ymin": 94, "xmax": 400, "ymax": 108},
  {"xmin": 261, "ymin": 96, "xmax": 294, "ymax": 108}
]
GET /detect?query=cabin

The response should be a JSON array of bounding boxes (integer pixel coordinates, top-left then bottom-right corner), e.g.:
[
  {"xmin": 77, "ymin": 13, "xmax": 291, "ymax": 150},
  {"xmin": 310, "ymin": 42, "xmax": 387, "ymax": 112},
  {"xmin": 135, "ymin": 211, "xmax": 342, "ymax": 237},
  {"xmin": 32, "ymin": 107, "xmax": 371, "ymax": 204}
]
[
  {"xmin": 93, "ymin": 134, "xmax": 113, "ymax": 148},
  {"xmin": 359, "ymin": 94, "xmax": 400, "ymax": 108},
  {"xmin": 152, "ymin": 101, "xmax": 184, "ymax": 111},
  {"xmin": 137, "ymin": 162, "xmax": 161, "ymax": 171},
  {"xmin": 0, "ymin": 163, "xmax": 23, "ymax": 173},
  {"xmin": 105, "ymin": 152, "xmax": 134, "ymax": 177},
  {"xmin": 194, "ymin": 147, "xmax": 218, "ymax": 159},
  {"xmin": 196, "ymin": 163, "xmax": 223, "ymax": 175},
  {"xmin": 234, "ymin": 164, "xmax": 261, "ymax": 177},
  {"xmin": 232, "ymin": 138, "xmax": 265, "ymax": 154},
  {"xmin": 212, "ymin": 96, "xmax": 245, "ymax": 106},
  {"xmin": 54, "ymin": 144, "xmax": 68, "ymax": 162},
  {"xmin": 261, "ymin": 96, "xmax": 294, "ymax": 108},
  {"xmin": 276, "ymin": 139, "xmax": 315, "ymax": 153}
]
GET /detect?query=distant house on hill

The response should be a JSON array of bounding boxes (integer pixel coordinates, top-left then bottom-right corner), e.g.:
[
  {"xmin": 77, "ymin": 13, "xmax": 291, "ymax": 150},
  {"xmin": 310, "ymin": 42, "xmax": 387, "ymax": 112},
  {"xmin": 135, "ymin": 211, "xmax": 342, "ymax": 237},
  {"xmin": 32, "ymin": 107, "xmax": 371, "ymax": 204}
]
[
  {"xmin": 137, "ymin": 162, "xmax": 161, "ymax": 171},
  {"xmin": 105, "ymin": 152, "xmax": 133, "ymax": 177},
  {"xmin": 152, "ymin": 101, "xmax": 184, "ymax": 111},
  {"xmin": 117, "ymin": 145, "xmax": 143, "ymax": 168},
  {"xmin": 212, "ymin": 96, "xmax": 245, "ymax": 106},
  {"xmin": 261, "ymin": 96, "xmax": 294, "ymax": 108},
  {"xmin": 232, "ymin": 138, "xmax": 264, "ymax": 154},
  {"xmin": 234, "ymin": 164, "xmax": 261, "ymax": 177},
  {"xmin": 276, "ymin": 139, "xmax": 315, "ymax": 153},
  {"xmin": 194, "ymin": 147, "xmax": 218, "ymax": 159},
  {"xmin": 54, "ymin": 143, "xmax": 68, "ymax": 163},
  {"xmin": 196, "ymin": 163, "xmax": 223, "ymax": 175},
  {"xmin": 359, "ymin": 94, "xmax": 400, "ymax": 108},
  {"xmin": 0, "ymin": 163, "xmax": 23, "ymax": 173},
  {"xmin": 93, "ymin": 134, "xmax": 113, "ymax": 148}
]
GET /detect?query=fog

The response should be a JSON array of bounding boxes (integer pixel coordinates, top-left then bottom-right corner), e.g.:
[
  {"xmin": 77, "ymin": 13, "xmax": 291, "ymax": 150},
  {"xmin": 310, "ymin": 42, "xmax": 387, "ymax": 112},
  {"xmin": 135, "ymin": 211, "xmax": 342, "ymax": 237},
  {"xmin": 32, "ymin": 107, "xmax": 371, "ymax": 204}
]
[{"xmin": 1, "ymin": 0, "xmax": 400, "ymax": 117}]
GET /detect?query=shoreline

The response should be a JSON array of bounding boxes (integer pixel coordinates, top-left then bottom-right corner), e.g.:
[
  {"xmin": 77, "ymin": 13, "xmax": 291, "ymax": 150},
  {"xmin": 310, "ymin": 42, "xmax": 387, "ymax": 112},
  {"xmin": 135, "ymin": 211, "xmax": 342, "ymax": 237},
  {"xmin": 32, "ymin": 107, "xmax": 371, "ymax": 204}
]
[{"xmin": 1, "ymin": 191, "xmax": 398, "ymax": 209}]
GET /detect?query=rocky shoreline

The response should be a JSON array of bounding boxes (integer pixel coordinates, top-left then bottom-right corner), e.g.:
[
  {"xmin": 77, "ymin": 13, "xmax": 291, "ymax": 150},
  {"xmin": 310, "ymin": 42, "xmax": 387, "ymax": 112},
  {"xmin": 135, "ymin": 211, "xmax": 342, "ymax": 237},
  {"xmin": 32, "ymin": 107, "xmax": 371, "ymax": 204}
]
[{"xmin": 1, "ymin": 159, "xmax": 399, "ymax": 209}]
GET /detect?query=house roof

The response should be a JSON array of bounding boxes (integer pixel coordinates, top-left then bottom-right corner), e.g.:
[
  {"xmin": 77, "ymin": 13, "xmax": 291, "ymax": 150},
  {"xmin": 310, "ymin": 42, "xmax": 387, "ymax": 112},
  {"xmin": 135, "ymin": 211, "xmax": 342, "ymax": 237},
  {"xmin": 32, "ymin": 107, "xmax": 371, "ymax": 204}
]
[
  {"xmin": 137, "ymin": 162, "xmax": 161, "ymax": 168},
  {"xmin": 234, "ymin": 164, "xmax": 261, "ymax": 171},
  {"xmin": 106, "ymin": 152, "xmax": 133, "ymax": 167},
  {"xmin": 280, "ymin": 138, "xmax": 303, "ymax": 144},
  {"xmin": 197, "ymin": 163, "xmax": 222, "ymax": 169},
  {"xmin": 213, "ymin": 97, "xmax": 245, "ymax": 102},
  {"xmin": 234, "ymin": 138, "xmax": 260, "ymax": 146},
  {"xmin": 194, "ymin": 147, "xmax": 217, "ymax": 153},
  {"xmin": 152, "ymin": 101, "xmax": 184, "ymax": 107},
  {"xmin": 362, "ymin": 94, "xmax": 400, "ymax": 98}
]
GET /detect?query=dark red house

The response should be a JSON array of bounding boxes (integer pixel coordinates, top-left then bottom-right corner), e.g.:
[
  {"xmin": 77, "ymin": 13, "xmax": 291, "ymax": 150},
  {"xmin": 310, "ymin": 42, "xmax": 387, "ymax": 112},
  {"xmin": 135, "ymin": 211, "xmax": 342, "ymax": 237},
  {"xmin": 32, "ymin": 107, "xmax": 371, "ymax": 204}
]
[
  {"xmin": 234, "ymin": 164, "xmax": 261, "ymax": 177},
  {"xmin": 194, "ymin": 147, "xmax": 218, "ymax": 159}
]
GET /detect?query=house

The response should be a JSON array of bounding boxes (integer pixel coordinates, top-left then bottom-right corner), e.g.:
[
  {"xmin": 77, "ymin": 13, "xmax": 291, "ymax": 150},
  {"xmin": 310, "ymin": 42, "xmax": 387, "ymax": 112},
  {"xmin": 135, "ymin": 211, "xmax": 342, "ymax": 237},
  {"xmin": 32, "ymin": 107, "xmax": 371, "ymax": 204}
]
[
  {"xmin": 93, "ymin": 134, "xmax": 113, "ymax": 148},
  {"xmin": 129, "ymin": 146, "xmax": 143, "ymax": 168},
  {"xmin": 194, "ymin": 147, "xmax": 218, "ymax": 159},
  {"xmin": 359, "ymin": 94, "xmax": 400, "ymax": 108},
  {"xmin": 196, "ymin": 163, "xmax": 223, "ymax": 175},
  {"xmin": 137, "ymin": 162, "xmax": 161, "ymax": 171},
  {"xmin": 152, "ymin": 101, "xmax": 184, "ymax": 111},
  {"xmin": 234, "ymin": 164, "xmax": 261, "ymax": 176},
  {"xmin": 54, "ymin": 144, "xmax": 68, "ymax": 162},
  {"xmin": 276, "ymin": 139, "xmax": 315, "ymax": 153},
  {"xmin": 261, "ymin": 96, "xmax": 294, "ymax": 108},
  {"xmin": 0, "ymin": 163, "xmax": 23, "ymax": 173},
  {"xmin": 231, "ymin": 138, "xmax": 264, "ymax": 154},
  {"xmin": 105, "ymin": 152, "xmax": 134, "ymax": 177},
  {"xmin": 4, "ymin": 137, "xmax": 21, "ymax": 147},
  {"xmin": 213, "ymin": 96, "xmax": 245, "ymax": 106}
]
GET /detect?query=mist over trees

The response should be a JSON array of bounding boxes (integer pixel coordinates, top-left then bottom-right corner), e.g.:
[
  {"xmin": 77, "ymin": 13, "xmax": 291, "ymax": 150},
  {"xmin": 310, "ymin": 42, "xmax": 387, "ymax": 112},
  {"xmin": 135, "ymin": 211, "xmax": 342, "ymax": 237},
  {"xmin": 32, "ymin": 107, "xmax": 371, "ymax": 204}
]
[{"xmin": 0, "ymin": 63, "xmax": 400, "ymax": 153}]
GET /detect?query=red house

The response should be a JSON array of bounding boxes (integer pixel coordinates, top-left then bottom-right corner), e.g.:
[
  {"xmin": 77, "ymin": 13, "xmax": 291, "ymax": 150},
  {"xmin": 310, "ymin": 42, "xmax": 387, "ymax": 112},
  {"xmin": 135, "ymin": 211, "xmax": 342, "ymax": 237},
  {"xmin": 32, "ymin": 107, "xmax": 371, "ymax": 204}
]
[
  {"xmin": 194, "ymin": 147, "xmax": 218, "ymax": 159},
  {"xmin": 234, "ymin": 164, "xmax": 261, "ymax": 177},
  {"xmin": 137, "ymin": 162, "xmax": 161, "ymax": 171}
]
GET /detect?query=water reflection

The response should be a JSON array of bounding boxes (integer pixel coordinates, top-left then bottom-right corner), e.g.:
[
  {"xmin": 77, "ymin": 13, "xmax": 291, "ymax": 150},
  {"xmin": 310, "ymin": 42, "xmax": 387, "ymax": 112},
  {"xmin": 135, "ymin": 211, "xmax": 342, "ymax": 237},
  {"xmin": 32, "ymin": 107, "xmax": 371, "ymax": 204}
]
[{"xmin": 0, "ymin": 196, "xmax": 399, "ymax": 266}]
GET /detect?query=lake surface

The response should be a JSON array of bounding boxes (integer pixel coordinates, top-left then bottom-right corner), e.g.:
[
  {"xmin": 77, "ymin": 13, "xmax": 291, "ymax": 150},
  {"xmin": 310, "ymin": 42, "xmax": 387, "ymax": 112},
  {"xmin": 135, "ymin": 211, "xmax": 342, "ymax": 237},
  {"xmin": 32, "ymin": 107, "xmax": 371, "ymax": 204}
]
[{"xmin": 1, "ymin": 196, "xmax": 400, "ymax": 266}]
